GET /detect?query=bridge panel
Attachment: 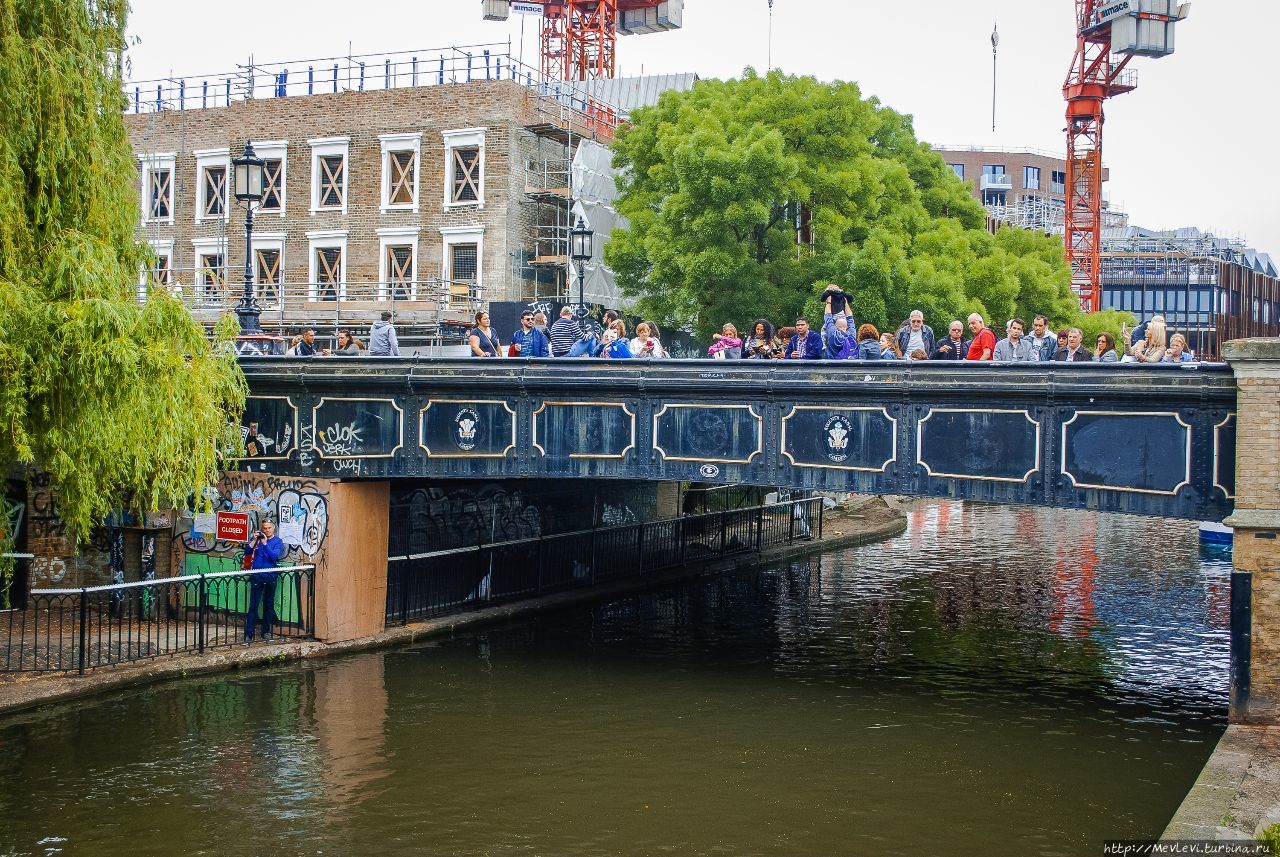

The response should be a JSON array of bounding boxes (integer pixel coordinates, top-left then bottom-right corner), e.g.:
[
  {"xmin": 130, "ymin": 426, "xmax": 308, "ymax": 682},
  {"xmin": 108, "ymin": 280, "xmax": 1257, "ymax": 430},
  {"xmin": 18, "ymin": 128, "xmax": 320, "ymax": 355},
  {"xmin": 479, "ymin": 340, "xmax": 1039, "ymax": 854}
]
[
  {"xmin": 1061, "ymin": 411, "xmax": 1190, "ymax": 495},
  {"xmin": 1215, "ymin": 414, "xmax": 1237, "ymax": 501},
  {"xmin": 917, "ymin": 408, "xmax": 1041, "ymax": 484},
  {"xmin": 238, "ymin": 359, "xmax": 1238, "ymax": 521},
  {"xmin": 532, "ymin": 401, "xmax": 636, "ymax": 463},
  {"xmin": 780, "ymin": 406, "xmax": 897, "ymax": 474}
]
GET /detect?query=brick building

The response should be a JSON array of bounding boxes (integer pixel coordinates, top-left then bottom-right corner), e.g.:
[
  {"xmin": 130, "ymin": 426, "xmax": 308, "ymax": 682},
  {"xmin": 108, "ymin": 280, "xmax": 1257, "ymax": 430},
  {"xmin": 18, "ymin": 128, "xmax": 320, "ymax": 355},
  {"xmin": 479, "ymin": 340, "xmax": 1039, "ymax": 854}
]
[
  {"xmin": 932, "ymin": 145, "xmax": 1110, "ymax": 208},
  {"xmin": 126, "ymin": 72, "xmax": 616, "ymax": 346}
]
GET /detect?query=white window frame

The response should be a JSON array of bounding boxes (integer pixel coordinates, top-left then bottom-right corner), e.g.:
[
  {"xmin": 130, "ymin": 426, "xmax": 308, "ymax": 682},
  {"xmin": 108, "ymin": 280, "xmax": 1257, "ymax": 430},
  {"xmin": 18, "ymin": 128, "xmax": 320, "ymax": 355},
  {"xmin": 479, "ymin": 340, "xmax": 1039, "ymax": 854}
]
[
  {"xmin": 308, "ymin": 136, "xmax": 350, "ymax": 215},
  {"xmin": 254, "ymin": 140, "xmax": 288, "ymax": 216},
  {"xmin": 194, "ymin": 148, "xmax": 231, "ymax": 224},
  {"xmin": 440, "ymin": 225, "xmax": 485, "ymax": 306},
  {"xmin": 138, "ymin": 238, "xmax": 174, "ymax": 300},
  {"xmin": 377, "ymin": 227, "xmax": 420, "ymax": 301},
  {"xmin": 443, "ymin": 128, "xmax": 485, "ymax": 209},
  {"xmin": 380, "ymin": 133, "xmax": 421, "ymax": 213},
  {"xmin": 306, "ymin": 229, "xmax": 348, "ymax": 301},
  {"xmin": 139, "ymin": 152, "xmax": 176, "ymax": 225},
  {"xmin": 191, "ymin": 236, "xmax": 228, "ymax": 303},
  {"xmin": 252, "ymin": 232, "xmax": 286, "ymax": 304}
]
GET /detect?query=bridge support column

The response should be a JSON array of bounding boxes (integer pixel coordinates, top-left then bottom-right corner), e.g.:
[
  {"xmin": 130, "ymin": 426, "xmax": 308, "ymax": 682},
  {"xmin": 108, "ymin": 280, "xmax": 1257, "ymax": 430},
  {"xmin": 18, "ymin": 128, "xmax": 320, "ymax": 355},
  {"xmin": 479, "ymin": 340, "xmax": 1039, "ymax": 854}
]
[
  {"xmin": 314, "ymin": 480, "xmax": 390, "ymax": 644},
  {"xmin": 1224, "ymin": 339, "xmax": 1280, "ymax": 723}
]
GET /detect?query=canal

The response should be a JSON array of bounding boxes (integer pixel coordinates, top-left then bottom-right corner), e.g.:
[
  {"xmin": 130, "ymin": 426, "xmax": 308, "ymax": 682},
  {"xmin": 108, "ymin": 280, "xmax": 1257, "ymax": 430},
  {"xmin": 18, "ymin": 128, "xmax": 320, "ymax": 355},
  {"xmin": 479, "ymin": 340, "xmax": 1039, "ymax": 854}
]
[{"xmin": 0, "ymin": 502, "xmax": 1229, "ymax": 857}]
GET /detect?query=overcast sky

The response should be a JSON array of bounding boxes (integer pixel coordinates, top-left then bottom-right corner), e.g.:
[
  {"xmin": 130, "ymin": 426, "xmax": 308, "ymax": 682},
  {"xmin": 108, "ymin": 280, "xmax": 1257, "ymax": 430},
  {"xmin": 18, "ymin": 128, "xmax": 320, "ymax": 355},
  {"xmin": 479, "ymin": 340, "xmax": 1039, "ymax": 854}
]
[{"xmin": 125, "ymin": 0, "xmax": 1278, "ymax": 255}]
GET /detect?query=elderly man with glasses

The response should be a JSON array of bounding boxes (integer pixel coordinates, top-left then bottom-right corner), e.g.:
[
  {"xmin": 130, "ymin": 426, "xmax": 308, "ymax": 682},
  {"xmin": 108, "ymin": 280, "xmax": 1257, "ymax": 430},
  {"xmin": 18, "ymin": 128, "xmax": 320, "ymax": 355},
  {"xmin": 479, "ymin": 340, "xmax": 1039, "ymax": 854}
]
[
  {"xmin": 931, "ymin": 321, "xmax": 970, "ymax": 360},
  {"xmin": 897, "ymin": 310, "xmax": 936, "ymax": 358}
]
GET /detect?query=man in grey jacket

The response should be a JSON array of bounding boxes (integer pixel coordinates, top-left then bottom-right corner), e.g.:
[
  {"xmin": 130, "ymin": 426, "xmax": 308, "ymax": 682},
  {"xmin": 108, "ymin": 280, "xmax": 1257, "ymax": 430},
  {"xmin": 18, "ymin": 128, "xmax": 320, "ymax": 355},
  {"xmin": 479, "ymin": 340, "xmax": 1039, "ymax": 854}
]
[
  {"xmin": 993, "ymin": 318, "xmax": 1038, "ymax": 362},
  {"xmin": 368, "ymin": 311, "xmax": 400, "ymax": 356}
]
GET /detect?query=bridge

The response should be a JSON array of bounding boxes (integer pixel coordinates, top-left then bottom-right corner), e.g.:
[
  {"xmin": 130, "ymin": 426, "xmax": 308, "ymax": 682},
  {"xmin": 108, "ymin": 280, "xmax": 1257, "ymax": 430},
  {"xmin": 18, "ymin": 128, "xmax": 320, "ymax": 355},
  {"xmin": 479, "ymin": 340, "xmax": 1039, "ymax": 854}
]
[{"xmin": 239, "ymin": 358, "xmax": 1238, "ymax": 522}]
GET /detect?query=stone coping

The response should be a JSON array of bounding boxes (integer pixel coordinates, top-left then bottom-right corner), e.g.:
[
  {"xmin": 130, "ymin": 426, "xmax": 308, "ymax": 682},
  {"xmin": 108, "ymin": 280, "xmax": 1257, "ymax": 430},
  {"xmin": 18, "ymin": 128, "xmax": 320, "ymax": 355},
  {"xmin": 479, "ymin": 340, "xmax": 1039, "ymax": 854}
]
[{"xmin": 1164, "ymin": 724, "xmax": 1280, "ymax": 842}]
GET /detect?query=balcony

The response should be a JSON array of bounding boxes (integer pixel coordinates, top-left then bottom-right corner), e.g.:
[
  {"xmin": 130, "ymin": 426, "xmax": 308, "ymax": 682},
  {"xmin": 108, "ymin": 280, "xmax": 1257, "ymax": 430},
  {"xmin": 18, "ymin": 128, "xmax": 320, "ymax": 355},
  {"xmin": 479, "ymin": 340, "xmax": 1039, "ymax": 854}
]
[{"xmin": 980, "ymin": 173, "xmax": 1014, "ymax": 192}]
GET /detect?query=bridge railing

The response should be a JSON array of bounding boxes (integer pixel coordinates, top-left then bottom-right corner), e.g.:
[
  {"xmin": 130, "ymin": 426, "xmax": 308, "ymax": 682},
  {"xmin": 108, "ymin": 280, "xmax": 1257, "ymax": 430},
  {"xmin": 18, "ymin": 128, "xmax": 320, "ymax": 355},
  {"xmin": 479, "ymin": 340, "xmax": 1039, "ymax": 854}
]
[
  {"xmin": 385, "ymin": 498, "xmax": 825, "ymax": 625},
  {"xmin": 2, "ymin": 565, "xmax": 316, "ymax": 674}
]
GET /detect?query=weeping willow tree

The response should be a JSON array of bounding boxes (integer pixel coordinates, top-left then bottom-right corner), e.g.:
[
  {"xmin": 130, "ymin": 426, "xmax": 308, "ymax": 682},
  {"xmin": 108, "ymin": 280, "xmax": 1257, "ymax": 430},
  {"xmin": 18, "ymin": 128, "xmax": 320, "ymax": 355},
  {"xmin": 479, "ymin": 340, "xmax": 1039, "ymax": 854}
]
[{"xmin": 0, "ymin": 0, "xmax": 246, "ymax": 552}]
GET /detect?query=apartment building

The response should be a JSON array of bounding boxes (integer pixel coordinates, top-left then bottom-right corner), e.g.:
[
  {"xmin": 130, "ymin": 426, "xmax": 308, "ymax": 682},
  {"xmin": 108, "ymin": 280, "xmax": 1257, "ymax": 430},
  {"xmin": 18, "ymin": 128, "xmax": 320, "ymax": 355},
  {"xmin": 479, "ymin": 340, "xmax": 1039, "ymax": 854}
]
[
  {"xmin": 931, "ymin": 146, "xmax": 1111, "ymax": 208},
  {"xmin": 124, "ymin": 50, "xmax": 627, "ymax": 344}
]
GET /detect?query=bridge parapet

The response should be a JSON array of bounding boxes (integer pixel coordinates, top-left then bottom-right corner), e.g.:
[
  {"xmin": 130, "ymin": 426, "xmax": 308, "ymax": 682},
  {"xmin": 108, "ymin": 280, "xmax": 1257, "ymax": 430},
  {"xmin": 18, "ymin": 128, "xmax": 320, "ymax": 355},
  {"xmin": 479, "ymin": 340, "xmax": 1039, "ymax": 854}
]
[{"xmin": 236, "ymin": 358, "xmax": 1237, "ymax": 523}]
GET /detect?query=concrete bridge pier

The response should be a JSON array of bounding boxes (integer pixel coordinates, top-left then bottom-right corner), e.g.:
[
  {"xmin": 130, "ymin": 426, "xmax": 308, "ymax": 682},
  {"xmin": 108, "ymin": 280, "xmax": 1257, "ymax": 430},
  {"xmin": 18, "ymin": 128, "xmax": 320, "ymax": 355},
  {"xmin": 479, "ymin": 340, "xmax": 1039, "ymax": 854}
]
[{"xmin": 1225, "ymin": 339, "xmax": 1280, "ymax": 722}]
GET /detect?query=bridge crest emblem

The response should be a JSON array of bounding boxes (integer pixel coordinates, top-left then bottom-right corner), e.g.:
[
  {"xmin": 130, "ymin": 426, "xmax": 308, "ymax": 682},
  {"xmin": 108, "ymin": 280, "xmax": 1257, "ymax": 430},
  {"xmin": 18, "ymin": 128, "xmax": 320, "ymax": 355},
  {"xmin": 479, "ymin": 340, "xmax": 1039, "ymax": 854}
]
[
  {"xmin": 824, "ymin": 415, "xmax": 851, "ymax": 463},
  {"xmin": 454, "ymin": 407, "xmax": 480, "ymax": 451}
]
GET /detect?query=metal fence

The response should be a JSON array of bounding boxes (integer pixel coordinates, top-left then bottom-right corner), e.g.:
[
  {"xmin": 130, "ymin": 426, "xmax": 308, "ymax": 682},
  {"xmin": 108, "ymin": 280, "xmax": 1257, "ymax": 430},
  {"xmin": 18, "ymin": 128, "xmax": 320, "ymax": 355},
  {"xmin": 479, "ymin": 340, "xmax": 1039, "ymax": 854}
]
[
  {"xmin": 124, "ymin": 42, "xmax": 620, "ymax": 135},
  {"xmin": 1, "ymin": 565, "xmax": 315, "ymax": 674},
  {"xmin": 386, "ymin": 498, "xmax": 824, "ymax": 625}
]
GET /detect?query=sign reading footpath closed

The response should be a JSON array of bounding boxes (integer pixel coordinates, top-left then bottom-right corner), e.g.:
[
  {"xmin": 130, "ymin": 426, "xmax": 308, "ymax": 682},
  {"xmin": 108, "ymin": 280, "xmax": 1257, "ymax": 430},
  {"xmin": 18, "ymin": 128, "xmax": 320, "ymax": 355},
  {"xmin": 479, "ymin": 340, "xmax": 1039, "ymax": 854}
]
[{"xmin": 215, "ymin": 511, "xmax": 251, "ymax": 542}]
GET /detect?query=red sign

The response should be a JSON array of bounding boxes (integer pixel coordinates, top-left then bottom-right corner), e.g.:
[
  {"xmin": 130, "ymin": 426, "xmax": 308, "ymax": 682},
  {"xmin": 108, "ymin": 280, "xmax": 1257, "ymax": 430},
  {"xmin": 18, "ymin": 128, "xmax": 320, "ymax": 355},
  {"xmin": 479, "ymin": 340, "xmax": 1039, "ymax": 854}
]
[{"xmin": 215, "ymin": 512, "xmax": 252, "ymax": 542}]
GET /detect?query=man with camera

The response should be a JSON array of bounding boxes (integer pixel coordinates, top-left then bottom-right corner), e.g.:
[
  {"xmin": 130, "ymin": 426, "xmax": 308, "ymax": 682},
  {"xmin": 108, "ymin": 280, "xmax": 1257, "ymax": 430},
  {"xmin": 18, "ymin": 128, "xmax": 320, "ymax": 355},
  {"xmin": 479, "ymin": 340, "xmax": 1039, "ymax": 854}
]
[{"xmin": 244, "ymin": 520, "xmax": 286, "ymax": 643}]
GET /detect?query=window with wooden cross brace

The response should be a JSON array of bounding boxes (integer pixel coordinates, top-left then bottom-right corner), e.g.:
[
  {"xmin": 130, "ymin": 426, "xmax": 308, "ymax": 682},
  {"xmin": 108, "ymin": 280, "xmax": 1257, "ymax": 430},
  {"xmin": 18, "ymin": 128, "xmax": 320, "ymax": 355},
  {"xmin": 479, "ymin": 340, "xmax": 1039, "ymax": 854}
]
[{"xmin": 451, "ymin": 147, "xmax": 480, "ymax": 204}]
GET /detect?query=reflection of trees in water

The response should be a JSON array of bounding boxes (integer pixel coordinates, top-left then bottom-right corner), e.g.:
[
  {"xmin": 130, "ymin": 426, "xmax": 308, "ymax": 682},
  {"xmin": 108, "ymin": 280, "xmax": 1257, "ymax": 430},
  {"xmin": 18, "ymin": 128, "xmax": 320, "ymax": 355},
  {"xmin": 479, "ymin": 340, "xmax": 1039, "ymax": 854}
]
[{"xmin": 473, "ymin": 502, "xmax": 1224, "ymax": 715}]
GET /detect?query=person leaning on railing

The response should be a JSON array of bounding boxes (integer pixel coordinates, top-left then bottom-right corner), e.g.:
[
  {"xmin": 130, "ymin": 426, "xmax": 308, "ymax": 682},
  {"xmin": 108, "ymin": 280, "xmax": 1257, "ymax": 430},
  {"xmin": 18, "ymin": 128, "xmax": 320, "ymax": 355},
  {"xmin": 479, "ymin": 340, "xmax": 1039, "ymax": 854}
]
[
  {"xmin": 468, "ymin": 310, "xmax": 502, "ymax": 357},
  {"xmin": 244, "ymin": 521, "xmax": 285, "ymax": 643},
  {"xmin": 334, "ymin": 329, "xmax": 365, "ymax": 356}
]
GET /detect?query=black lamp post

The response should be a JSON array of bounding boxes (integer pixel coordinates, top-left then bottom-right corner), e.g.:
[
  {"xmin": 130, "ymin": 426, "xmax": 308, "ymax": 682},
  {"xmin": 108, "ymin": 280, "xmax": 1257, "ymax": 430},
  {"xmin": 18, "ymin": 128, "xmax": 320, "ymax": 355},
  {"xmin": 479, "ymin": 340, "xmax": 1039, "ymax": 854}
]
[
  {"xmin": 569, "ymin": 216, "xmax": 594, "ymax": 320},
  {"xmin": 232, "ymin": 140, "xmax": 266, "ymax": 335}
]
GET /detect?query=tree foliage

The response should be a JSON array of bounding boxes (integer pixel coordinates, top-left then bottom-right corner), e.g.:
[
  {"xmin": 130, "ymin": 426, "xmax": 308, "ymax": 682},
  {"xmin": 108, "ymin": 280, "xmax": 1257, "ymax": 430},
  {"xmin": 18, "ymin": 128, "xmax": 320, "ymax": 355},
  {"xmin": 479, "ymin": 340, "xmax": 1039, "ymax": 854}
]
[
  {"xmin": 0, "ymin": 0, "xmax": 245, "ymax": 538},
  {"xmin": 607, "ymin": 71, "xmax": 1085, "ymax": 339}
]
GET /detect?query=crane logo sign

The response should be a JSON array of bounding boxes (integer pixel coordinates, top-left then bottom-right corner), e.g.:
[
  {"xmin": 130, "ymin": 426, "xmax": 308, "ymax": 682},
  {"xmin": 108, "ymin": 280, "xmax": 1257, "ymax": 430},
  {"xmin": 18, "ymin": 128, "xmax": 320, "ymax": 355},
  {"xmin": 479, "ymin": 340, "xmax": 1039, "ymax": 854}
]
[{"xmin": 1096, "ymin": 1, "xmax": 1133, "ymax": 26}]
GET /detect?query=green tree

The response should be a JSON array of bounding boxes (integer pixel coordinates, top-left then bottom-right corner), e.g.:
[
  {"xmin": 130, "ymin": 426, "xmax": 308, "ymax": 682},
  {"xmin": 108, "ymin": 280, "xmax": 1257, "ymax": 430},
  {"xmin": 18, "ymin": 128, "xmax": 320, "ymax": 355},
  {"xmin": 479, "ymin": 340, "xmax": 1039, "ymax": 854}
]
[
  {"xmin": 0, "ymin": 0, "xmax": 245, "ymax": 541},
  {"xmin": 607, "ymin": 71, "xmax": 1082, "ymax": 340}
]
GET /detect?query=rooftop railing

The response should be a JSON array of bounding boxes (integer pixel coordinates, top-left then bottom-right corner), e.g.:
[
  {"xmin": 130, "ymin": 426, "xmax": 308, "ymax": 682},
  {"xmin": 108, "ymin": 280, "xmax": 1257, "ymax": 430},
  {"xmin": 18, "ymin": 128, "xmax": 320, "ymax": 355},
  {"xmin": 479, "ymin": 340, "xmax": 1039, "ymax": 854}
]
[{"xmin": 124, "ymin": 42, "xmax": 622, "ymax": 138}]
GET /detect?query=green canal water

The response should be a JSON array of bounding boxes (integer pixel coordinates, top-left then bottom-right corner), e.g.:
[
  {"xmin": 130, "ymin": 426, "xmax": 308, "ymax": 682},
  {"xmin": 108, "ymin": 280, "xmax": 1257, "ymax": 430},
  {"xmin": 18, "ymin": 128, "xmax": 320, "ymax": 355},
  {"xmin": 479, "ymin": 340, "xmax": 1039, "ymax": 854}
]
[{"xmin": 0, "ymin": 502, "xmax": 1230, "ymax": 856}]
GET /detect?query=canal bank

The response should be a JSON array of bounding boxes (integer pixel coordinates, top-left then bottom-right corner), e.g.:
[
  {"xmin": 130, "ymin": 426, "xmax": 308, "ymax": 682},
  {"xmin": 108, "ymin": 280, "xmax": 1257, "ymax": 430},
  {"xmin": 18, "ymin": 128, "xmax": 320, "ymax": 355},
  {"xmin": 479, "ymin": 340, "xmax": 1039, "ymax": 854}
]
[
  {"xmin": 1164, "ymin": 726, "xmax": 1280, "ymax": 843},
  {"xmin": 0, "ymin": 495, "xmax": 906, "ymax": 718}
]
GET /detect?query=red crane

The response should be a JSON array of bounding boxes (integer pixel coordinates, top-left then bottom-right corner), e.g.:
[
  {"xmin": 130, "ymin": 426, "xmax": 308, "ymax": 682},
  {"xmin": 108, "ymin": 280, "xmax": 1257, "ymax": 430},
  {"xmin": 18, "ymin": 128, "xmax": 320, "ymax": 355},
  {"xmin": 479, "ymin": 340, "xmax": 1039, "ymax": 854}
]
[
  {"xmin": 1062, "ymin": 0, "xmax": 1187, "ymax": 313},
  {"xmin": 486, "ymin": 1, "xmax": 683, "ymax": 82}
]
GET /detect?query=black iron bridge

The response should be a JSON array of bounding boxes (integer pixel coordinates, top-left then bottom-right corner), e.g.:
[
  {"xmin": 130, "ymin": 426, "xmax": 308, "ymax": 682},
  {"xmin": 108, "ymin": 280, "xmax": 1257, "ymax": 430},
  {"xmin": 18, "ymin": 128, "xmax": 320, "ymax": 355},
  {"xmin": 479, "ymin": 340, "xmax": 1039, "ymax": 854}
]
[{"xmin": 237, "ymin": 358, "xmax": 1238, "ymax": 522}]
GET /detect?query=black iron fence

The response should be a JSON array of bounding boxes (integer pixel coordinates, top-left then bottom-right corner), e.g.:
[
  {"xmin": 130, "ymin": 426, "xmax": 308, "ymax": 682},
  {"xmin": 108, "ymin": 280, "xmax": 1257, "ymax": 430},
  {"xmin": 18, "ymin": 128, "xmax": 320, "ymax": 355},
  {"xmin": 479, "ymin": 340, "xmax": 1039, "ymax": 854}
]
[
  {"xmin": 1, "ymin": 565, "xmax": 315, "ymax": 674},
  {"xmin": 386, "ymin": 498, "xmax": 824, "ymax": 625}
]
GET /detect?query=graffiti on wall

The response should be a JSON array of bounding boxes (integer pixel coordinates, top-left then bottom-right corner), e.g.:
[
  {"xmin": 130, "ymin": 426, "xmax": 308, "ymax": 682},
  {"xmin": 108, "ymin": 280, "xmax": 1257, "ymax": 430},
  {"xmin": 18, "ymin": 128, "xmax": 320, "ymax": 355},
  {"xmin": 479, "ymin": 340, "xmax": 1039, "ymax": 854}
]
[
  {"xmin": 180, "ymin": 473, "xmax": 331, "ymax": 562},
  {"xmin": 28, "ymin": 472, "xmax": 67, "ymax": 541},
  {"xmin": 392, "ymin": 484, "xmax": 543, "ymax": 554}
]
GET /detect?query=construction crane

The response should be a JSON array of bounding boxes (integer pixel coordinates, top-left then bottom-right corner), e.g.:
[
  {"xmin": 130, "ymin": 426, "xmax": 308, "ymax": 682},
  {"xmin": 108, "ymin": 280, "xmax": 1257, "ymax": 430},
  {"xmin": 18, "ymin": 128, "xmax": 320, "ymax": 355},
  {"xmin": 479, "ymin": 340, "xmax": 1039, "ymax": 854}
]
[
  {"xmin": 483, "ymin": 0, "xmax": 684, "ymax": 82},
  {"xmin": 1062, "ymin": 0, "xmax": 1189, "ymax": 313}
]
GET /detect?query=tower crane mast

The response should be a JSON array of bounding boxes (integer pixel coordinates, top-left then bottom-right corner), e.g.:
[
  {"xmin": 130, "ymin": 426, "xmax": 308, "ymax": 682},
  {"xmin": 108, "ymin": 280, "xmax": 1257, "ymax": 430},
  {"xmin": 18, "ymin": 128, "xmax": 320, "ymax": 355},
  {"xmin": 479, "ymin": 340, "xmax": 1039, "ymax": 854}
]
[
  {"xmin": 484, "ymin": 0, "xmax": 684, "ymax": 83},
  {"xmin": 1062, "ymin": 0, "xmax": 1188, "ymax": 313}
]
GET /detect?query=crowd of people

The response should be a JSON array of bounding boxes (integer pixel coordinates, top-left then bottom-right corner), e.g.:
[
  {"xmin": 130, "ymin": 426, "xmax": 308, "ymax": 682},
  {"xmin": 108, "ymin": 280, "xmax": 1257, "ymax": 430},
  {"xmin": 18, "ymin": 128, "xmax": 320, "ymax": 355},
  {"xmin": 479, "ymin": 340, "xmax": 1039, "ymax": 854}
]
[
  {"xmin": 460, "ymin": 285, "xmax": 1201, "ymax": 365},
  {"xmin": 283, "ymin": 285, "xmax": 1202, "ymax": 365}
]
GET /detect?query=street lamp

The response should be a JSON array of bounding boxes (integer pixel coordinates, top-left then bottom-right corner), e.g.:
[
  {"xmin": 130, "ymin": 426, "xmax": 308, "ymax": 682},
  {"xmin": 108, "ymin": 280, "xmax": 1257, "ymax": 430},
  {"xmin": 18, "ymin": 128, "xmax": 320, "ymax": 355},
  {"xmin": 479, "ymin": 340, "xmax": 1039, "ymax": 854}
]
[
  {"xmin": 232, "ymin": 141, "xmax": 266, "ymax": 335},
  {"xmin": 569, "ymin": 216, "xmax": 594, "ymax": 320}
]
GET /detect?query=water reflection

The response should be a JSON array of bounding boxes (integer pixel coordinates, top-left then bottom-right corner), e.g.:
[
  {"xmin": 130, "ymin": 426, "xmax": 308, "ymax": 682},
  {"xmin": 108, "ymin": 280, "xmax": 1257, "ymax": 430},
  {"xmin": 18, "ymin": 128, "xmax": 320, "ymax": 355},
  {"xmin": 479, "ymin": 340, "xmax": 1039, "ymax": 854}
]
[{"xmin": 0, "ymin": 502, "xmax": 1229, "ymax": 857}]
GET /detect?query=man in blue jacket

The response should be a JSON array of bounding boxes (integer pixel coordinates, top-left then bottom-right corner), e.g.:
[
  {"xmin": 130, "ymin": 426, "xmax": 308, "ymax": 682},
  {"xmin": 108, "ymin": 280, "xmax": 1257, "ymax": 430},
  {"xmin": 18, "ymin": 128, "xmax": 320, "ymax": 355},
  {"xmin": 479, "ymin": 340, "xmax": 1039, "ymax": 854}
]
[
  {"xmin": 822, "ymin": 303, "xmax": 859, "ymax": 360},
  {"xmin": 244, "ymin": 520, "xmax": 286, "ymax": 642},
  {"xmin": 510, "ymin": 310, "xmax": 550, "ymax": 357},
  {"xmin": 786, "ymin": 317, "xmax": 823, "ymax": 360}
]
